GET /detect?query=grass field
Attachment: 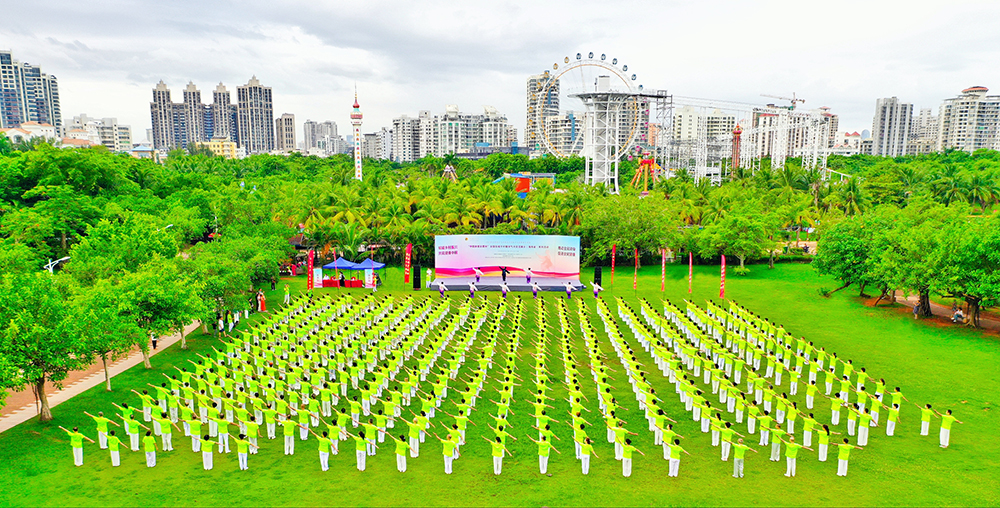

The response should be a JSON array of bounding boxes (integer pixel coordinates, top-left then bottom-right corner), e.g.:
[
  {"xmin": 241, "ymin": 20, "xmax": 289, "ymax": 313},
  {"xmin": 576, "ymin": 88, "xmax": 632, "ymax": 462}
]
[{"xmin": 2, "ymin": 263, "xmax": 998, "ymax": 507}]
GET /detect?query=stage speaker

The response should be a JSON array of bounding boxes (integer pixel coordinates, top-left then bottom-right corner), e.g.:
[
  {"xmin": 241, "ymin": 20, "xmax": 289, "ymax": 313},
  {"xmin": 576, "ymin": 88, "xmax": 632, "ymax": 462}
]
[
  {"xmin": 594, "ymin": 266, "xmax": 602, "ymax": 285},
  {"xmin": 413, "ymin": 266, "xmax": 422, "ymax": 289}
]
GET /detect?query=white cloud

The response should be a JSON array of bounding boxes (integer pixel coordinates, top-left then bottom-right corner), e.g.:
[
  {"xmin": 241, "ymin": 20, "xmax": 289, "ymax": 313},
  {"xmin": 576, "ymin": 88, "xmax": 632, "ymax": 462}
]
[{"xmin": 4, "ymin": 0, "xmax": 1000, "ymax": 143}]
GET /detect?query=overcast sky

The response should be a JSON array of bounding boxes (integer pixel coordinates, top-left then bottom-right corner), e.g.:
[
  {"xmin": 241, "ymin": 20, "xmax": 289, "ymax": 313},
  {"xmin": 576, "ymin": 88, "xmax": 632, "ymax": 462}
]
[{"xmin": 5, "ymin": 0, "xmax": 1000, "ymax": 143}]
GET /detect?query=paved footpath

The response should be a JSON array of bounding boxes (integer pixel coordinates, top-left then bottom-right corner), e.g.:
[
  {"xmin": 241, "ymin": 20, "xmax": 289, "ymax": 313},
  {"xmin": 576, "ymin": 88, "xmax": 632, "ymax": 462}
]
[{"xmin": 0, "ymin": 321, "xmax": 202, "ymax": 433}]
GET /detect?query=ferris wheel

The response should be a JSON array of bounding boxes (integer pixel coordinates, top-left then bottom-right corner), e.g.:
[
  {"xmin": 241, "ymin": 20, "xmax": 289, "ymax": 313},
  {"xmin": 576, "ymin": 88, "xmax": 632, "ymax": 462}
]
[{"xmin": 527, "ymin": 52, "xmax": 650, "ymax": 192}]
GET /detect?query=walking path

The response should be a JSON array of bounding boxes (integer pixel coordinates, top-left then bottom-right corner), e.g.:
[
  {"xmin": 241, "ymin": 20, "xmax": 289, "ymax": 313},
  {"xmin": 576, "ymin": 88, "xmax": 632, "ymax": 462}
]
[
  {"xmin": 0, "ymin": 321, "xmax": 202, "ymax": 433},
  {"xmin": 897, "ymin": 295, "xmax": 1000, "ymax": 331}
]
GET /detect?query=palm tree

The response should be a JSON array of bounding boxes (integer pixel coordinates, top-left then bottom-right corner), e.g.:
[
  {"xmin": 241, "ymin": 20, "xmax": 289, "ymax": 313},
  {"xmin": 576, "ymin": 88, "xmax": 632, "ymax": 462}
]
[
  {"xmin": 836, "ymin": 177, "xmax": 867, "ymax": 216},
  {"xmin": 965, "ymin": 172, "xmax": 998, "ymax": 210},
  {"xmin": 931, "ymin": 165, "xmax": 967, "ymax": 205}
]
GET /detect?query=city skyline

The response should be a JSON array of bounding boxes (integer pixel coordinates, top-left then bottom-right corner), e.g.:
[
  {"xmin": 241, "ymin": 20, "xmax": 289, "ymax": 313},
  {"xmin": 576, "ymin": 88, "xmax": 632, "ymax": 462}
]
[{"xmin": 5, "ymin": 1, "xmax": 1000, "ymax": 145}]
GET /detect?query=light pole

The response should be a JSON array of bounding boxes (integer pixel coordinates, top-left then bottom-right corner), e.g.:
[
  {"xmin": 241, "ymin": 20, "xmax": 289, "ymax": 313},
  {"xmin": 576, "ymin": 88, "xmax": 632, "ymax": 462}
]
[{"xmin": 44, "ymin": 256, "xmax": 71, "ymax": 274}]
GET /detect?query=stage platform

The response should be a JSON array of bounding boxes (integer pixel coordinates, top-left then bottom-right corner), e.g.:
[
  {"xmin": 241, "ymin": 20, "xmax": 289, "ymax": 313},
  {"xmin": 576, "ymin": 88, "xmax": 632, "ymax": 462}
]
[{"xmin": 429, "ymin": 276, "xmax": 587, "ymax": 292}]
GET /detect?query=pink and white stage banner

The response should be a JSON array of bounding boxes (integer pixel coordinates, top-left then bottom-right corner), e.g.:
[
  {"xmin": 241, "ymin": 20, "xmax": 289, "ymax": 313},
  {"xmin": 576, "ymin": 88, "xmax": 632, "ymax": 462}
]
[{"xmin": 434, "ymin": 235, "xmax": 580, "ymax": 280}]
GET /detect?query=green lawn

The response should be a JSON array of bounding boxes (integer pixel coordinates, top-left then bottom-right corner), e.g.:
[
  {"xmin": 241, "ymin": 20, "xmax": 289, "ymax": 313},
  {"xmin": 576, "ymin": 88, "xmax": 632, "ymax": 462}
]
[{"xmin": 2, "ymin": 263, "xmax": 998, "ymax": 507}]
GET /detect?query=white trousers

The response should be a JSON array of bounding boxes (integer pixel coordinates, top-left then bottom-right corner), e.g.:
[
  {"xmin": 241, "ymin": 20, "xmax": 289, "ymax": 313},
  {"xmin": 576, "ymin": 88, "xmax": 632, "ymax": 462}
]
[
  {"xmin": 622, "ymin": 457, "xmax": 632, "ymax": 477},
  {"xmin": 493, "ymin": 456, "xmax": 503, "ymax": 475},
  {"xmin": 110, "ymin": 450, "xmax": 120, "ymax": 467},
  {"xmin": 319, "ymin": 451, "xmax": 329, "ymax": 471},
  {"xmin": 238, "ymin": 452, "xmax": 248, "ymax": 470},
  {"xmin": 145, "ymin": 451, "xmax": 156, "ymax": 467},
  {"xmin": 818, "ymin": 444, "xmax": 828, "ymax": 461},
  {"xmin": 581, "ymin": 454, "xmax": 590, "ymax": 475},
  {"xmin": 721, "ymin": 441, "xmax": 731, "ymax": 460},
  {"xmin": 940, "ymin": 428, "xmax": 950, "ymax": 447},
  {"xmin": 356, "ymin": 450, "xmax": 367, "ymax": 471},
  {"xmin": 397, "ymin": 454, "xmax": 407, "ymax": 472},
  {"xmin": 732, "ymin": 458, "xmax": 744, "ymax": 477},
  {"xmin": 887, "ymin": 421, "xmax": 896, "ymax": 436},
  {"xmin": 921, "ymin": 421, "xmax": 929, "ymax": 435},
  {"xmin": 837, "ymin": 458, "xmax": 849, "ymax": 476},
  {"xmin": 203, "ymin": 451, "xmax": 213, "ymax": 470},
  {"xmin": 98, "ymin": 431, "xmax": 108, "ymax": 449},
  {"xmin": 444, "ymin": 455, "xmax": 454, "ymax": 474},
  {"xmin": 539, "ymin": 455, "xmax": 549, "ymax": 474},
  {"xmin": 73, "ymin": 447, "xmax": 84, "ymax": 466},
  {"xmin": 668, "ymin": 458, "xmax": 680, "ymax": 477},
  {"xmin": 785, "ymin": 457, "xmax": 797, "ymax": 476},
  {"xmin": 284, "ymin": 436, "xmax": 295, "ymax": 455}
]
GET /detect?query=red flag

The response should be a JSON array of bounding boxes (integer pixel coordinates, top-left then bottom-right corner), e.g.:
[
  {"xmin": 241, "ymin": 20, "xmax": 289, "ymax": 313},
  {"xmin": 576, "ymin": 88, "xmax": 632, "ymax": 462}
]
[
  {"xmin": 332, "ymin": 247, "xmax": 340, "ymax": 282},
  {"xmin": 688, "ymin": 252, "xmax": 693, "ymax": 294},
  {"xmin": 404, "ymin": 244, "xmax": 413, "ymax": 284},
  {"xmin": 307, "ymin": 249, "xmax": 315, "ymax": 290},
  {"xmin": 633, "ymin": 247, "xmax": 639, "ymax": 290},
  {"xmin": 720, "ymin": 254, "xmax": 727, "ymax": 299},
  {"xmin": 611, "ymin": 244, "xmax": 616, "ymax": 283},
  {"xmin": 660, "ymin": 248, "xmax": 666, "ymax": 292}
]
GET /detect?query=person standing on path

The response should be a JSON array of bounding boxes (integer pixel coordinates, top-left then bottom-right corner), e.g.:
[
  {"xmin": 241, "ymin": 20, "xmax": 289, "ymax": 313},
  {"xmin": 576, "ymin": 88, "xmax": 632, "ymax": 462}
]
[{"xmin": 58, "ymin": 426, "xmax": 94, "ymax": 466}]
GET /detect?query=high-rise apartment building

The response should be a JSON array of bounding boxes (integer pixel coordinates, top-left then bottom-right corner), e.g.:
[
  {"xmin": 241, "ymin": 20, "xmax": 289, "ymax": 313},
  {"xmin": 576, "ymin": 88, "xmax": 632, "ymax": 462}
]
[
  {"xmin": 871, "ymin": 97, "xmax": 913, "ymax": 157},
  {"xmin": 391, "ymin": 106, "xmax": 516, "ymax": 162},
  {"xmin": 211, "ymin": 83, "xmax": 238, "ymax": 141},
  {"xmin": 937, "ymin": 86, "xmax": 1000, "ymax": 153},
  {"xmin": 672, "ymin": 106, "xmax": 736, "ymax": 142},
  {"xmin": 303, "ymin": 120, "xmax": 338, "ymax": 151},
  {"xmin": 150, "ymin": 80, "xmax": 182, "ymax": 149},
  {"xmin": 526, "ymin": 73, "xmax": 559, "ymax": 151},
  {"xmin": 0, "ymin": 50, "xmax": 62, "ymax": 130},
  {"xmin": 275, "ymin": 113, "xmax": 296, "ymax": 152},
  {"xmin": 69, "ymin": 114, "xmax": 132, "ymax": 152},
  {"xmin": 182, "ymin": 82, "xmax": 208, "ymax": 146},
  {"xmin": 237, "ymin": 76, "xmax": 274, "ymax": 154}
]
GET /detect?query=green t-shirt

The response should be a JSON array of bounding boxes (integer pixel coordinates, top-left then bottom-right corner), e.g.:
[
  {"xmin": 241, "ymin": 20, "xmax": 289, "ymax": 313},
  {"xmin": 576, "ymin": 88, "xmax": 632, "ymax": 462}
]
[
  {"xmin": 317, "ymin": 437, "xmax": 332, "ymax": 453},
  {"xmin": 837, "ymin": 443, "xmax": 855, "ymax": 460},
  {"xmin": 491, "ymin": 441, "xmax": 504, "ymax": 457},
  {"xmin": 155, "ymin": 418, "xmax": 172, "ymax": 435},
  {"xmin": 201, "ymin": 438, "xmax": 215, "ymax": 451},
  {"xmin": 538, "ymin": 440, "xmax": 552, "ymax": 457},
  {"xmin": 733, "ymin": 443, "xmax": 750, "ymax": 459},
  {"xmin": 67, "ymin": 431, "xmax": 85, "ymax": 448},
  {"xmin": 669, "ymin": 444, "xmax": 685, "ymax": 460},
  {"xmin": 442, "ymin": 439, "xmax": 457, "ymax": 456},
  {"xmin": 785, "ymin": 442, "xmax": 803, "ymax": 458},
  {"xmin": 235, "ymin": 438, "xmax": 250, "ymax": 454},
  {"xmin": 580, "ymin": 442, "xmax": 593, "ymax": 456},
  {"xmin": 353, "ymin": 436, "xmax": 366, "ymax": 452},
  {"xmin": 282, "ymin": 419, "xmax": 298, "ymax": 436},
  {"xmin": 394, "ymin": 439, "xmax": 407, "ymax": 456},
  {"xmin": 622, "ymin": 444, "xmax": 637, "ymax": 459},
  {"xmin": 92, "ymin": 416, "xmax": 111, "ymax": 433},
  {"xmin": 941, "ymin": 415, "xmax": 957, "ymax": 430},
  {"xmin": 107, "ymin": 435, "xmax": 122, "ymax": 452},
  {"xmin": 920, "ymin": 408, "xmax": 933, "ymax": 422},
  {"xmin": 142, "ymin": 435, "xmax": 156, "ymax": 452},
  {"xmin": 187, "ymin": 419, "xmax": 202, "ymax": 436}
]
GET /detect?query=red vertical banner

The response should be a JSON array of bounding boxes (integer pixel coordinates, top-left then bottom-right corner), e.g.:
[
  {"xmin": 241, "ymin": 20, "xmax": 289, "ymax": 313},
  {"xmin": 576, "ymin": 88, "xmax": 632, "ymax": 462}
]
[
  {"xmin": 404, "ymin": 243, "xmax": 413, "ymax": 283},
  {"xmin": 633, "ymin": 247, "xmax": 639, "ymax": 290},
  {"xmin": 720, "ymin": 254, "xmax": 727, "ymax": 299},
  {"xmin": 688, "ymin": 251, "xmax": 693, "ymax": 294},
  {"xmin": 660, "ymin": 248, "xmax": 666, "ymax": 292},
  {"xmin": 332, "ymin": 247, "xmax": 340, "ymax": 281},
  {"xmin": 611, "ymin": 244, "xmax": 616, "ymax": 283},
  {"xmin": 307, "ymin": 249, "xmax": 315, "ymax": 290}
]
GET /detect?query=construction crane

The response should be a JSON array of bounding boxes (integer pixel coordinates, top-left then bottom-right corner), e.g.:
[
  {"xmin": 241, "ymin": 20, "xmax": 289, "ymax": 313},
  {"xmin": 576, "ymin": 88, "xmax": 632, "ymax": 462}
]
[{"xmin": 761, "ymin": 93, "xmax": 805, "ymax": 110}]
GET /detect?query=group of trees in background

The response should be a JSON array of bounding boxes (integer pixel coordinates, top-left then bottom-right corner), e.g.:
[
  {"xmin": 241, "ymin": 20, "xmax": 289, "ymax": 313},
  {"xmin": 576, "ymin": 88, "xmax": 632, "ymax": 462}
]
[{"xmin": 1, "ymin": 142, "xmax": 999, "ymax": 417}]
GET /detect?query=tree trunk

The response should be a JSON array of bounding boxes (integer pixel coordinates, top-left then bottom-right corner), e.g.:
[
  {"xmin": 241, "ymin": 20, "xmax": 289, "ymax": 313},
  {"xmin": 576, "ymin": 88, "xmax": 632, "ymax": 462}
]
[
  {"xmin": 179, "ymin": 325, "xmax": 187, "ymax": 350},
  {"xmin": 739, "ymin": 256, "xmax": 746, "ymax": 269},
  {"xmin": 796, "ymin": 228, "xmax": 801, "ymax": 247},
  {"xmin": 917, "ymin": 291, "xmax": 932, "ymax": 317},
  {"xmin": 872, "ymin": 287, "xmax": 888, "ymax": 306},
  {"xmin": 61, "ymin": 230, "xmax": 67, "ymax": 251},
  {"xmin": 36, "ymin": 378, "xmax": 53, "ymax": 422},
  {"xmin": 829, "ymin": 282, "xmax": 851, "ymax": 294},
  {"xmin": 858, "ymin": 282, "xmax": 868, "ymax": 298},
  {"xmin": 768, "ymin": 249, "xmax": 775, "ymax": 269},
  {"xmin": 102, "ymin": 353, "xmax": 112, "ymax": 391},
  {"xmin": 141, "ymin": 345, "xmax": 152, "ymax": 369},
  {"xmin": 966, "ymin": 298, "xmax": 981, "ymax": 328}
]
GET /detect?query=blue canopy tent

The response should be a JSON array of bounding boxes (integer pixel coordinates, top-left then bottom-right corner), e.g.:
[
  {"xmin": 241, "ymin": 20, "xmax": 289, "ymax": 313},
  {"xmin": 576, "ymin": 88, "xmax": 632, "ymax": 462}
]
[
  {"xmin": 353, "ymin": 258, "xmax": 386, "ymax": 270},
  {"xmin": 322, "ymin": 257, "xmax": 358, "ymax": 270}
]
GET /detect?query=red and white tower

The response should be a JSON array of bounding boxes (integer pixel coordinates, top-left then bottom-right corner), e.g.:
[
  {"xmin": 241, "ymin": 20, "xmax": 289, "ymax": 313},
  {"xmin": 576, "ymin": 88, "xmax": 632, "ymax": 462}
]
[{"xmin": 351, "ymin": 91, "xmax": 363, "ymax": 181}]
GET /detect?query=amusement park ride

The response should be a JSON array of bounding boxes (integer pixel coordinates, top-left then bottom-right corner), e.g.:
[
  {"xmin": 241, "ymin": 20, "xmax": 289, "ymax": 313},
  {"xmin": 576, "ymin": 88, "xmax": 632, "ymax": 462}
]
[{"xmin": 528, "ymin": 52, "xmax": 836, "ymax": 192}]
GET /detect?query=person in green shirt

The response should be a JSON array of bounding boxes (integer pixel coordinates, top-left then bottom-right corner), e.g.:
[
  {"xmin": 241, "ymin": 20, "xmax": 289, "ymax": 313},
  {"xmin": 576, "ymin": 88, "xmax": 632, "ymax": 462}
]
[
  {"xmin": 885, "ymin": 404, "xmax": 901, "ymax": 436},
  {"xmin": 105, "ymin": 430, "xmax": 129, "ymax": 467},
  {"xmin": 779, "ymin": 435, "xmax": 813, "ymax": 477},
  {"xmin": 527, "ymin": 434, "xmax": 561, "ymax": 474},
  {"xmin": 186, "ymin": 417, "xmax": 203, "ymax": 452},
  {"xmin": 142, "ymin": 431, "xmax": 157, "ymax": 467},
  {"xmin": 934, "ymin": 409, "xmax": 963, "ymax": 448},
  {"xmin": 483, "ymin": 435, "xmax": 513, "ymax": 475},
  {"xmin": 667, "ymin": 438, "xmax": 690, "ymax": 477},
  {"xmin": 200, "ymin": 435, "xmax": 216, "ymax": 470},
  {"xmin": 155, "ymin": 411, "xmax": 180, "ymax": 451},
  {"xmin": 431, "ymin": 432, "xmax": 460, "ymax": 474},
  {"xmin": 916, "ymin": 403, "xmax": 936, "ymax": 436},
  {"xmin": 731, "ymin": 438, "xmax": 758, "ymax": 478},
  {"xmin": 386, "ymin": 433, "xmax": 415, "ymax": 472},
  {"xmin": 835, "ymin": 438, "xmax": 863, "ymax": 476},
  {"xmin": 346, "ymin": 430, "xmax": 375, "ymax": 471},
  {"xmin": 769, "ymin": 423, "xmax": 786, "ymax": 461},
  {"xmin": 84, "ymin": 411, "xmax": 119, "ymax": 449},
  {"xmin": 620, "ymin": 438, "xmax": 645, "ymax": 477},
  {"xmin": 231, "ymin": 434, "xmax": 258, "ymax": 471},
  {"xmin": 281, "ymin": 417, "xmax": 299, "ymax": 455},
  {"xmin": 58, "ymin": 426, "xmax": 95, "ymax": 466}
]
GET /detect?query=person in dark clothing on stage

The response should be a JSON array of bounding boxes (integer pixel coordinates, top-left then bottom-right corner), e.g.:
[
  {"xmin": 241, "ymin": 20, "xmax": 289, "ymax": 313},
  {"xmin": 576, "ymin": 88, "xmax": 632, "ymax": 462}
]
[{"xmin": 500, "ymin": 266, "xmax": 509, "ymax": 282}]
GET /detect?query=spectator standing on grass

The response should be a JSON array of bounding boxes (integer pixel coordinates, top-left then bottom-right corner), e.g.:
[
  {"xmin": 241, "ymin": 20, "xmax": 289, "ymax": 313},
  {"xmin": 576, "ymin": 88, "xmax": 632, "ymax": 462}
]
[{"xmin": 425, "ymin": 268, "xmax": 432, "ymax": 289}]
